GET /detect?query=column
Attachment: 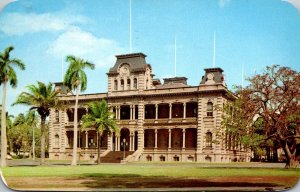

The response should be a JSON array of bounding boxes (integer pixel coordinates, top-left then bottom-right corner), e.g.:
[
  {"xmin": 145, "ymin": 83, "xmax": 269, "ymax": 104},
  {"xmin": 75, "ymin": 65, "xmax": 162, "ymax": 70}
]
[
  {"xmin": 85, "ymin": 131, "xmax": 88, "ymax": 148},
  {"xmin": 117, "ymin": 137, "xmax": 120, "ymax": 151},
  {"xmin": 130, "ymin": 105, "xmax": 133, "ymax": 120},
  {"xmin": 182, "ymin": 129, "xmax": 186, "ymax": 150},
  {"xmin": 169, "ymin": 103, "xmax": 172, "ymax": 120},
  {"xmin": 183, "ymin": 102, "xmax": 186, "ymax": 119},
  {"xmin": 133, "ymin": 105, "xmax": 136, "ymax": 120},
  {"xmin": 107, "ymin": 134, "xmax": 112, "ymax": 151},
  {"xmin": 155, "ymin": 104, "xmax": 158, "ymax": 120},
  {"xmin": 119, "ymin": 106, "xmax": 121, "ymax": 120},
  {"xmin": 155, "ymin": 129, "xmax": 158, "ymax": 149},
  {"xmin": 129, "ymin": 132, "xmax": 133, "ymax": 151},
  {"xmin": 168, "ymin": 129, "xmax": 172, "ymax": 149},
  {"xmin": 133, "ymin": 133, "xmax": 135, "ymax": 150}
]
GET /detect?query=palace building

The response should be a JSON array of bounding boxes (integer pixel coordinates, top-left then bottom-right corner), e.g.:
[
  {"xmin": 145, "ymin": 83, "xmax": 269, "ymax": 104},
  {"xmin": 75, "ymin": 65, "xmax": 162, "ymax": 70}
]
[{"xmin": 49, "ymin": 53, "xmax": 251, "ymax": 163}]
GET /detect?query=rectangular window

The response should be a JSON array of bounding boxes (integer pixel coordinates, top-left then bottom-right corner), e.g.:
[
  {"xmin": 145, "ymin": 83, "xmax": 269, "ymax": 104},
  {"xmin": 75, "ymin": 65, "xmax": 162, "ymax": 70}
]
[{"xmin": 55, "ymin": 110, "xmax": 59, "ymax": 122}]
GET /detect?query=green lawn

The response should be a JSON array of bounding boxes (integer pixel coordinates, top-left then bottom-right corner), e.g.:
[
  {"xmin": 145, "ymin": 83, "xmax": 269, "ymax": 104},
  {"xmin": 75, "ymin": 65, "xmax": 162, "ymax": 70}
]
[
  {"xmin": 2, "ymin": 163, "xmax": 300, "ymax": 178},
  {"xmin": 2, "ymin": 164, "xmax": 300, "ymax": 190}
]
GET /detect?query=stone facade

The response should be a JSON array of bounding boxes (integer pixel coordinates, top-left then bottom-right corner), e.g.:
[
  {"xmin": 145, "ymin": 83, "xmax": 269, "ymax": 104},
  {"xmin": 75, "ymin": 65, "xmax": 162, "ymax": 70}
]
[{"xmin": 49, "ymin": 53, "xmax": 251, "ymax": 163}]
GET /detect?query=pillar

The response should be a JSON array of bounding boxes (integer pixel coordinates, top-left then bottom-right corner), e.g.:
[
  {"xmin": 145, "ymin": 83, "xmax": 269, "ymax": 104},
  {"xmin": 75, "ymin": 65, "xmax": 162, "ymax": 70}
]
[
  {"xmin": 183, "ymin": 102, "xmax": 186, "ymax": 119},
  {"xmin": 130, "ymin": 105, "xmax": 133, "ymax": 120},
  {"xmin": 129, "ymin": 132, "xmax": 133, "ymax": 151},
  {"xmin": 116, "ymin": 136, "xmax": 120, "ymax": 151},
  {"xmin": 85, "ymin": 131, "xmax": 88, "ymax": 148},
  {"xmin": 169, "ymin": 103, "xmax": 172, "ymax": 120},
  {"xmin": 182, "ymin": 129, "xmax": 186, "ymax": 150},
  {"xmin": 168, "ymin": 129, "xmax": 172, "ymax": 149},
  {"xmin": 155, "ymin": 104, "xmax": 158, "ymax": 120},
  {"xmin": 133, "ymin": 105, "xmax": 136, "ymax": 120},
  {"xmin": 133, "ymin": 133, "xmax": 135, "ymax": 151},
  {"xmin": 117, "ymin": 106, "xmax": 120, "ymax": 120},
  {"xmin": 155, "ymin": 129, "xmax": 158, "ymax": 149}
]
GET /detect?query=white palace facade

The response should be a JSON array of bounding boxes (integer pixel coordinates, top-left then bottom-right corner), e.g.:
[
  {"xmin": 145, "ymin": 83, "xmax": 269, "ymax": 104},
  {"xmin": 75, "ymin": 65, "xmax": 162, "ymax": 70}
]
[{"xmin": 48, "ymin": 53, "xmax": 251, "ymax": 163}]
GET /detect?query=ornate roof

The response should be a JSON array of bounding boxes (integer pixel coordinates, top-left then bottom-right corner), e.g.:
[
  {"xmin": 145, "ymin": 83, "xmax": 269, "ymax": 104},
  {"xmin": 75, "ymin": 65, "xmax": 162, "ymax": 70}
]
[{"xmin": 108, "ymin": 53, "xmax": 149, "ymax": 75}]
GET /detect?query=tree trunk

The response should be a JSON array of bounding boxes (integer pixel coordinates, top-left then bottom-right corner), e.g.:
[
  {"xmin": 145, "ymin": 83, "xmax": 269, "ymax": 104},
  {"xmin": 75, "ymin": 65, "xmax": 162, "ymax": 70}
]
[
  {"xmin": 1, "ymin": 80, "xmax": 7, "ymax": 167},
  {"xmin": 40, "ymin": 116, "xmax": 46, "ymax": 165},
  {"xmin": 97, "ymin": 132, "xmax": 101, "ymax": 164},
  {"xmin": 71, "ymin": 86, "xmax": 79, "ymax": 166},
  {"xmin": 281, "ymin": 140, "xmax": 298, "ymax": 168},
  {"xmin": 32, "ymin": 126, "xmax": 35, "ymax": 160}
]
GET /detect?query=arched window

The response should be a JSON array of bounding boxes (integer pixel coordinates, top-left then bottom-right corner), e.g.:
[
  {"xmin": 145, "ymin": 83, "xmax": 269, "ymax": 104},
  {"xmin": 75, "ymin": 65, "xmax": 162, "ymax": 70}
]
[
  {"xmin": 114, "ymin": 80, "xmax": 118, "ymax": 91},
  {"xmin": 133, "ymin": 78, "xmax": 137, "ymax": 89},
  {"xmin": 127, "ymin": 79, "xmax": 131, "ymax": 90},
  {"xmin": 207, "ymin": 102, "xmax": 213, "ymax": 117},
  {"xmin": 146, "ymin": 79, "xmax": 149, "ymax": 89},
  {"xmin": 121, "ymin": 79, "xmax": 124, "ymax": 90},
  {"xmin": 55, "ymin": 134, "xmax": 59, "ymax": 148},
  {"xmin": 206, "ymin": 132, "xmax": 212, "ymax": 148}
]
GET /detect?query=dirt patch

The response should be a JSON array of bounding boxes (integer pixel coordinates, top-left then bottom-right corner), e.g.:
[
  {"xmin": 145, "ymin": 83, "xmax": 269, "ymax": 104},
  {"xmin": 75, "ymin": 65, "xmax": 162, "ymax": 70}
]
[{"xmin": 5, "ymin": 176, "xmax": 299, "ymax": 190}]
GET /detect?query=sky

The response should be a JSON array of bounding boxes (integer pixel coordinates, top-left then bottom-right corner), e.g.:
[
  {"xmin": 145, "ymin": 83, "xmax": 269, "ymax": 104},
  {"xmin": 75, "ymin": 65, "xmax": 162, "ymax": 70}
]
[{"xmin": 0, "ymin": 0, "xmax": 300, "ymax": 117}]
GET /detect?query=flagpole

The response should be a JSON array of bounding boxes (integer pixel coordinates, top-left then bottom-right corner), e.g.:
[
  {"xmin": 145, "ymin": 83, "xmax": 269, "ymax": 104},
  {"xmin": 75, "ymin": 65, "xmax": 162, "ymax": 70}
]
[
  {"xmin": 129, "ymin": 0, "xmax": 132, "ymax": 53},
  {"xmin": 242, "ymin": 63, "xmax": 244, "ymax": 88},
  {"xmin": 61, "ymin": 55, "xmax": 64, "ymax": 82},
  {"xmin": 213, "ymin": 31, "xmax": 216, "ymax": 67},
  {"xmin": 174, "ymin": 36, "xmax": 177, "ymax": 77}
]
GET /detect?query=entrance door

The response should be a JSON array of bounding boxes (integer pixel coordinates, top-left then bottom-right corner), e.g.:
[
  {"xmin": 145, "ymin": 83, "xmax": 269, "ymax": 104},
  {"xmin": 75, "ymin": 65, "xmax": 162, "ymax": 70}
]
[{"xmin": 120, "ymin": 128, "xmax": 130, "ymax": 151}]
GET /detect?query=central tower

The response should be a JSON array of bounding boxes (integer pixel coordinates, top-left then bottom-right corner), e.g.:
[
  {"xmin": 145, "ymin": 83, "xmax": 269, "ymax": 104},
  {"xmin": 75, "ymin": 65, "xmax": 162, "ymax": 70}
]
[{"xmin": 107, "ymin": 53, "xmax": 154, "ymax": 94}]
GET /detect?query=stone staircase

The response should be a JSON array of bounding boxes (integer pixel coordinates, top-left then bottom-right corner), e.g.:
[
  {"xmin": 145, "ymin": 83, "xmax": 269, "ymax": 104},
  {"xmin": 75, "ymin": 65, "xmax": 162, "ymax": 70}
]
[{"xmin": 100, "ymin": 151, "xmax": 134, "ymax": 163}]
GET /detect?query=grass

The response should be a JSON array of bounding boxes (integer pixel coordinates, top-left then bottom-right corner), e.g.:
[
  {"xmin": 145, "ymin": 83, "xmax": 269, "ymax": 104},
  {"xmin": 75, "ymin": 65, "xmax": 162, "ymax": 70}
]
[
  {"xmin": 2, "ymin": 163, "xmax": 300, "ymax": 178},
  {"xmin": 2, "ymin": 163, "xmax": 299, "ymax": 190}
]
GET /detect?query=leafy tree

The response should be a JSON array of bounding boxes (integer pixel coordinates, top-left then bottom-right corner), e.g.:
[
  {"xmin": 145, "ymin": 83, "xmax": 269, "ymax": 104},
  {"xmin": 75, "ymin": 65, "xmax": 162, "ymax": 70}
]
[
  {"xmin": 81, "ymin": 100, "xmax": 118, "ymax": 164},
  {"xmin": 10, "ymin": 111, "xmax": 39, "ymax": 159},
  {"xmin": 64, "ymin": 55, "xmax": 95, "ymax": 166},
  {"xmin": 13, "ymin": 82, "xmax": 59, "ymax": 164},
  {"xmin": 0, "ymin": 46, "xmax": 25, "ymax": 167},
  {"xmin": 222, "ymin": 65, "xmax": 300, "ymax": 168}
]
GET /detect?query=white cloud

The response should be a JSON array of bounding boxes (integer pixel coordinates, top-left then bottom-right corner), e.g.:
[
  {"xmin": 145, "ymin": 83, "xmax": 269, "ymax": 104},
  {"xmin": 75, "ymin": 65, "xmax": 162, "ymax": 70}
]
[
  {"xmin": 282, "ymin": 0, "xmax": 300, "ymax": 12},
  {"xmin": 47, "ymin": 28, "xmax": 125, "ymax": 68},
  {"xmin": 0, "ymin": 11, "xmax": 88, "ymax": 36},
  {"xmin": 219, "ymin": 0, "xmax": 231, "ymax": 8}
]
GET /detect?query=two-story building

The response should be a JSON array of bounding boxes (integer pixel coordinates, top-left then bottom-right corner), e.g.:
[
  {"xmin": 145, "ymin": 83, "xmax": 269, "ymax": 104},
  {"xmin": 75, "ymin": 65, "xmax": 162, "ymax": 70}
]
[{"xmin": 48, "ymin": 53, "xmax": 250, "ymax": 163}]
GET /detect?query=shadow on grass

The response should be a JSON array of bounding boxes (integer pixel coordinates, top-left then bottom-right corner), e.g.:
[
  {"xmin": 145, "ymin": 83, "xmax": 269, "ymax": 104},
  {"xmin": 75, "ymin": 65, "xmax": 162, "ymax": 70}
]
[{"xmin": 75, "ymin": 173, "xmax": 280, "ymax": 189}]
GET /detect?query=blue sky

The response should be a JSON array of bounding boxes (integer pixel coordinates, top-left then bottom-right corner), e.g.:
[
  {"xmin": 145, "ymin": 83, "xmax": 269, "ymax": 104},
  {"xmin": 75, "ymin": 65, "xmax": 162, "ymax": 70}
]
[{"xmin": 0, "ymin": 0, "xmax": 300, "ymax": 116}]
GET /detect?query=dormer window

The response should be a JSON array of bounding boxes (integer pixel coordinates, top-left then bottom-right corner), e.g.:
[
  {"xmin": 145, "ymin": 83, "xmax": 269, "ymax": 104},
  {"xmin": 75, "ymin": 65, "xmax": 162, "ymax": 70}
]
[
  {"xmin": 134, "ymin": 78, "xmax": 137, "ymax": 89},
  {"xmin": 114, "ymin": 80, "xmax": 118, "ymax": 91},
  {"xmin": 127, "ymin": 79, "xmax": 131, "ymax": 90},
  {"xmin": 121, "ymin": 79, "xmax": 124, "ymax": 90}
]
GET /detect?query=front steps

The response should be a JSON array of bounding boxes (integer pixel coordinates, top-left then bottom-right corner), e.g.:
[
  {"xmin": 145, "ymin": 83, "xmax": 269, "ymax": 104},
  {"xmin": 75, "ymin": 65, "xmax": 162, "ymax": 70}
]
[{"xmin": 100, "ymin": 151, "xmax": 134, "ymax": 163}]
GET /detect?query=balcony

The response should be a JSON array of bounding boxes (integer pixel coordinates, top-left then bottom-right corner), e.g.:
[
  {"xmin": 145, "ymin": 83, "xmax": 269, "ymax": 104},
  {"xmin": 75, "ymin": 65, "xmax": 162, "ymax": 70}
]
[{"xmin": 144, "ymin": 117, "xmax": 197, "ymax": 125}]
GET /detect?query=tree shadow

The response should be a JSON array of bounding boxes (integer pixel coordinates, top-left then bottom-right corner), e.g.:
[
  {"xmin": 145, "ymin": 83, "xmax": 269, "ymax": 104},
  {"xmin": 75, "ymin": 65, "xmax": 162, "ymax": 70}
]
[{"xmin": 75, "ymin": 173, "xmax": 281, "ymax": 189}]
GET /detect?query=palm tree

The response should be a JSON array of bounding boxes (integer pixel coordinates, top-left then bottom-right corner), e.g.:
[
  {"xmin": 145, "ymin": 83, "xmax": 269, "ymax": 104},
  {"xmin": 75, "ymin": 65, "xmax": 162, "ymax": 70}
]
[
  {"xmin": 13, "ymin": 81, "xmax": 59, "ymax": 164},
  {"xmin": 0, "ymin": 46, "xmax": 25, "ymax": 167},
  {"xmin": 64, "ymin": 55, "xmax": 95, "ymax": 166},
  {"xmin": 81, "ymin": 100, "xmax": 118, "ymax": 164}
]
